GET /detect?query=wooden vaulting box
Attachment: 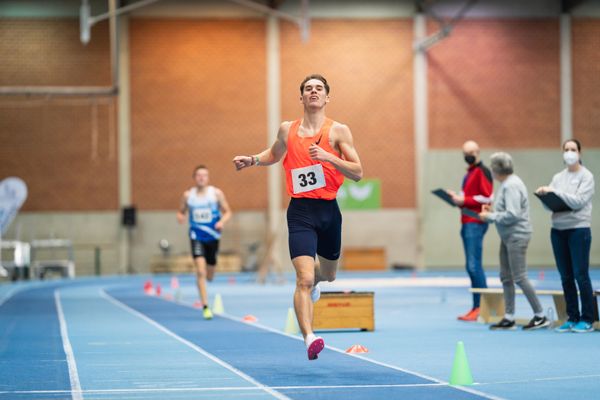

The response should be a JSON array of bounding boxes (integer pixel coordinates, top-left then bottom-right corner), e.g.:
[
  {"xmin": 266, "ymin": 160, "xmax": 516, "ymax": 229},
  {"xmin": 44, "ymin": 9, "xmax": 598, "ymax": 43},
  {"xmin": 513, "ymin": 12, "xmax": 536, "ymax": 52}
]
[{"xmin": 313, "ymin": 291, "xmax": 375, "ymax": 331}]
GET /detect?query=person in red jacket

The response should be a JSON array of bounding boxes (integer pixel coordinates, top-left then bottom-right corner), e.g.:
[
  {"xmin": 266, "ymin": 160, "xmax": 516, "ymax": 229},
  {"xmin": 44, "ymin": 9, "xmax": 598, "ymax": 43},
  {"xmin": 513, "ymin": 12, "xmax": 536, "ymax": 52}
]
[{"xmin": 448, "ymin": 140, "xmax": 493, "ymax": 321}]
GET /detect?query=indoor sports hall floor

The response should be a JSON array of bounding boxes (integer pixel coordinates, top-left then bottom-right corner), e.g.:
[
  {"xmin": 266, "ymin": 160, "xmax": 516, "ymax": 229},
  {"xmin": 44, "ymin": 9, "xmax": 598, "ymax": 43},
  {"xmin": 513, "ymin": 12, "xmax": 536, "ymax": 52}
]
[{"xmin": 1, "ymin": 269, "xmax": 599, "ymax": 400}]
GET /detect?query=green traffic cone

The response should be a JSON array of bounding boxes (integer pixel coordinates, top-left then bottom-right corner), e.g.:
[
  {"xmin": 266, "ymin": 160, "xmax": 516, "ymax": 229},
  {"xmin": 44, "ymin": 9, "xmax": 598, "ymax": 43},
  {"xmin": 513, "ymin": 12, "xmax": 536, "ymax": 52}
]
[
  {"xmin": 284, "ymin": 308, "xmax": 300, "ymax": 334},
  {"xmin": 449, "ymin": 341, "xmax": 473, "ymax": 386},
  {"xmin": 213, "ymin": 294, "xmax": 225, "ymax": 315}
]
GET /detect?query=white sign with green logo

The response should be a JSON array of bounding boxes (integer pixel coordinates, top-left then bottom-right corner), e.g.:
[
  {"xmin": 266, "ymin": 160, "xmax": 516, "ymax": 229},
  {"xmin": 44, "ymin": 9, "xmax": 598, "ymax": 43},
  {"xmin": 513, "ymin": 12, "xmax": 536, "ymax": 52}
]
[{"xmin": 337, "ymin": 179, "xmax": 381, "ymax": 210}]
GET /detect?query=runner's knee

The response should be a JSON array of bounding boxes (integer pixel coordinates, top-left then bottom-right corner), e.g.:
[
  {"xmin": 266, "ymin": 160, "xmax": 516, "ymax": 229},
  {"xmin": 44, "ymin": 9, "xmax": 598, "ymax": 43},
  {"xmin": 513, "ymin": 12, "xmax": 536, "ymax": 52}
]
[
  {"xmin": 296, "ymin": 276, "xmax": 314, "ymax": 290},
  {"xmin": 196, "ymin": 266, "xmax": 206, "ymax": 279}
]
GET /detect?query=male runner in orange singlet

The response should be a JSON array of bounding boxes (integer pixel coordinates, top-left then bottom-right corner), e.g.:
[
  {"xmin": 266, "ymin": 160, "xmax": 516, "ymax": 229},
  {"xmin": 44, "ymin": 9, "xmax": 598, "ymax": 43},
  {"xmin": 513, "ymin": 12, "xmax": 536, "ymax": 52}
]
[{"xmin": 233, "ymin": 74, "xmax": 363, "ymax": 360}]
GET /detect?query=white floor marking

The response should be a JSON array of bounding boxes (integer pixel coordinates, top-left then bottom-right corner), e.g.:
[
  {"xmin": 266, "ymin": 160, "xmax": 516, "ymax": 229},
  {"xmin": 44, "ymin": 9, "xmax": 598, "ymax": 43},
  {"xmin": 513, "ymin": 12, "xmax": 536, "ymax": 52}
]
[
  {"xmin": 54, "ymin": 290, "xmax": 84, "ymax": 400},
  {"xmin": 100, "ymin": 289, "xmax": 291, "ymax": 400},
  {"xmin": 165, "ymin": 296, "xmax": 504, "ymax": 400},
  {"xmin": 3, "ymin": 373, "xmax": 599, "ymax": 396}
]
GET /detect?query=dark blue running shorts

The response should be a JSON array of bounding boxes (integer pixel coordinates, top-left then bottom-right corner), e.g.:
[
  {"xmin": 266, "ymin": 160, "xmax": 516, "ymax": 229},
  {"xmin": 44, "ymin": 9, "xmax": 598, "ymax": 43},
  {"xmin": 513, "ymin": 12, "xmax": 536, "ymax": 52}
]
[{"xmin": 286, "ymin": 197, "xmax": 342, "ymax": 260}]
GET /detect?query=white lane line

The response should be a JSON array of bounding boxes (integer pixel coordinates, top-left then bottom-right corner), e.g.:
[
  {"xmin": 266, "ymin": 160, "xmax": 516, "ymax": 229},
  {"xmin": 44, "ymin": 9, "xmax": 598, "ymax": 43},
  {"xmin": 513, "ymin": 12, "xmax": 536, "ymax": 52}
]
[
  {"xmin": 0, "ymin": 383, "xmax": 442, "ymax": 395},
  {"xmin": 3, "ymin": 372, "xmax": 599, "ymax": 395},
  {"xmin": 475, "ymin": 373, "xmax": 600, "ymax": 386},
  {"xmin": 0, "ymin": 287, "xmax": 19, "ymax": 307},
  {"xmin": 54, "ymin": 290, "xmax": 84, "ymax": 400},
  {"xmin": 99, "ymin": 289, "xmax": 291, "ymax": 400},
  {"xmin": 172, "ymin": 299, "xmax": 504, "ymax": 400}
]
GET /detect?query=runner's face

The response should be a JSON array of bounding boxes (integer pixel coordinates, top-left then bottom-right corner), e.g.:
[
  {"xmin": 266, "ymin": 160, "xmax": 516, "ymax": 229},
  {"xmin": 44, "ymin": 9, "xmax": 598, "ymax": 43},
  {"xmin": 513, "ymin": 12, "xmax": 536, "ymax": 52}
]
[
  {"xmin": 301, "ymin": 79, "xmax": 329, "ymax": 109},
  {"xmin": 194, "ymin": 169, "xmax": 209, "ymax": 187}
]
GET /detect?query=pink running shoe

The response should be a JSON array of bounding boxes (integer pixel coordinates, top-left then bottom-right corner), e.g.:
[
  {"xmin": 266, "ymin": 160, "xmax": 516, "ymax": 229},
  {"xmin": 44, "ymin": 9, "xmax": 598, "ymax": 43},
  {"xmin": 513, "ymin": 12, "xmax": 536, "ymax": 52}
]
[{"xmin": 307, "ymin": 337, "xmax": 325, "ymax": 360}]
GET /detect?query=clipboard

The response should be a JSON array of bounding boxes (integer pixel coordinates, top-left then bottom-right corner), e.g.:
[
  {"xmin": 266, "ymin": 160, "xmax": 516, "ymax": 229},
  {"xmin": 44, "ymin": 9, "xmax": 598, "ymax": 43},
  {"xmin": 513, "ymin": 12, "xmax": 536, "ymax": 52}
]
[
  {"xmin": 431, "ymin": 188, "xmax": 456, "ymax": 207},
  {"xmin": 432, "ymin": 188, "xmax": 483, "ymax": 220},
  {"xmin": 534, "ymin": 192, "xmax": 572, "ymax": 212},
  {"xmin": 461, "ymin": 208, "xmax": 483, "ymax": 221}
]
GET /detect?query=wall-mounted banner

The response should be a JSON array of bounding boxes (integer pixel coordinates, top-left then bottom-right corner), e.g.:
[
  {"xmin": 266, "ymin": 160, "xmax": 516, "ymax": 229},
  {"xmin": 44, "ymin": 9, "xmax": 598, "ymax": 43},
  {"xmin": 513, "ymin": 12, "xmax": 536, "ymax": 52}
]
[
  {"xmin": 337, "ymin": 179, "xmax": 381, "ymax": 210},
  {"xmin": 0, "ymin": 177, "xmax": 28, "ymax": 235}
]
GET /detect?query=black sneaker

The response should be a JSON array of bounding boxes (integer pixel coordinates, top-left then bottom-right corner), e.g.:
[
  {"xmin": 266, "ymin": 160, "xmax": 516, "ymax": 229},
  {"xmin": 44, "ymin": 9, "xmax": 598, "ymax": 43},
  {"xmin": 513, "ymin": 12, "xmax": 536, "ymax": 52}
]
[
  {"xmin": 490, "ymin": 318, "xmax": 516, "ymax": 330},
  {"xmin": 523, "ymin": 316, "xmax": 550, "ymax": 331}
]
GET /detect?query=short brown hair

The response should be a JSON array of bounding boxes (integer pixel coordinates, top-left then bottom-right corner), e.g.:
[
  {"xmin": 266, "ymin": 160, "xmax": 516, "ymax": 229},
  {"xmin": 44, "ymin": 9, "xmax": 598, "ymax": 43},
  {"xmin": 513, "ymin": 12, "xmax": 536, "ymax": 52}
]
[
  {"xmin": 192, "ymin": 165, "xmax": 208, "ymax": 176},
  {"xmin": 300, "ymin": 74, "xmax": 330, "ymax": 95}
]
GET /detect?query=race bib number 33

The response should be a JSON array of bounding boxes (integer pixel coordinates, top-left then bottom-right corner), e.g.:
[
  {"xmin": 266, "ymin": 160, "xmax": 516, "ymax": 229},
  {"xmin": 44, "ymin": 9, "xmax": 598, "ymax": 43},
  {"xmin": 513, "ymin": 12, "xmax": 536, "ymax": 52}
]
[{"xmin": 291, "ymin": 164, "xmax": 326, "ymax": 194}]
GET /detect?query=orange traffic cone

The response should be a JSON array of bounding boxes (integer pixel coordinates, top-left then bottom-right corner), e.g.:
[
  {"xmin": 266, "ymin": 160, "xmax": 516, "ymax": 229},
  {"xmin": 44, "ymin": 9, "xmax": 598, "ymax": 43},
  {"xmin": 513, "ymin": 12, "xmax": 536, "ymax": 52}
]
[
  {"xmin": 143, "ymin": 280, "xmax": 154, "ymax": 295},
  {"xmin": 346, "ymin": 344, "xmax": 369, "ymax": 354},
  {"xmin": 171, "ymin": 276, "xmax": 180, "ymax": 289},
  {"xmin": 243, "ymin": 315, "xmax": 258, "ymax": 323},
  {"xmin": 538, "ymin": 270, "xmax": 545, "ymax": 281}
]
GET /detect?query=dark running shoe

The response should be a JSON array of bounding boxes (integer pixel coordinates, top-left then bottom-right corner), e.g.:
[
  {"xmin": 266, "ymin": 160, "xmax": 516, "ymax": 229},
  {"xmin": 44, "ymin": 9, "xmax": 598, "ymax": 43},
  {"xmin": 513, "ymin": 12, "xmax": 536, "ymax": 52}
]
[
  {"xmin": 523, "ymin": 316, "xmax": 550, "ymax": 331},
  {"xmin": 490, "ymin": 318, "xmax": 516, "ymax": 330}
]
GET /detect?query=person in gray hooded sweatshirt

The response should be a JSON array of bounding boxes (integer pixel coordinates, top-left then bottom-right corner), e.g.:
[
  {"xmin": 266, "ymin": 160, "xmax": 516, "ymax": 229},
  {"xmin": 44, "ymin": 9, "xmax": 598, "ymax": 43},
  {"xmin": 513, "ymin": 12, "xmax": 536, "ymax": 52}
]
[
  {"xmin": 480, "ymin": 152, "xmax": 549, "ymax": 330},
  {"xmin": 536, "ymin": 139, "xmax": 595, "ymax": 333}
]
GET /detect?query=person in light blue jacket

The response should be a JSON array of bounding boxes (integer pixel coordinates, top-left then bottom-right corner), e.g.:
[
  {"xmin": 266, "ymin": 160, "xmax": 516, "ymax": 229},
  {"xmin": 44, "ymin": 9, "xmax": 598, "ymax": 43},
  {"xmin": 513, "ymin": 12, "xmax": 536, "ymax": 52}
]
[{"xmin": 536, "ymin": 139, "xmax": 595, "ymax": 333}]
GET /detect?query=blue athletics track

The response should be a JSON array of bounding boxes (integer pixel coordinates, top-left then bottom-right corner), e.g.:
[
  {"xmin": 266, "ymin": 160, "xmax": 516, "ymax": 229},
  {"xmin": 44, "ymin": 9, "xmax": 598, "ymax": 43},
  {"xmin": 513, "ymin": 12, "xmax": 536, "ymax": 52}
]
[{"xmin": 1, "ymin": 270, "xmax": 600, "ymax": 400}]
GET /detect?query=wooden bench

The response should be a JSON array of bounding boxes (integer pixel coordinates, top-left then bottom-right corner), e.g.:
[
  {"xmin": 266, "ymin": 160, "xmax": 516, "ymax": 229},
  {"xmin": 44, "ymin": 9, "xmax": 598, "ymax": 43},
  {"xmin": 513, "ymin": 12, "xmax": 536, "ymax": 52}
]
[
  {"xmin": 471, "ymin": 288, "xmax": 600, "ymax": 329},
  {"xmin": 313, "ymin": 291, "xmax": 375, "ymax": 331},
  {"xmin": 342, "ymin": 247, "xmax": 386, "ymax": 271},
  {"xmin": 150, "ymin": 253, "xmax": 241, "ymax": 274}
]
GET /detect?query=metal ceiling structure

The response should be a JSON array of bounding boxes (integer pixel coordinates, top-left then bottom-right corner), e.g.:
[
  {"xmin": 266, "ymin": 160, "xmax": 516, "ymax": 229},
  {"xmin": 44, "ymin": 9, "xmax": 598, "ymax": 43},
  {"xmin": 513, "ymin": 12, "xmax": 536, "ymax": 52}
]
[{"xmin": 413, "ymin": 0, "xmax": 479, "ymax": 52}]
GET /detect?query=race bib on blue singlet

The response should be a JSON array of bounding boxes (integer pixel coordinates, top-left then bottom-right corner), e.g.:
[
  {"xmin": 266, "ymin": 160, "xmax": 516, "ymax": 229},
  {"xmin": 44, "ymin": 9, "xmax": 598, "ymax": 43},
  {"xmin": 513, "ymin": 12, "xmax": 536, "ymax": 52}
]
[
  {"xmin": 291, "ymin": 164, "xmax": 326, "ymax": 194},
  {"xmin": 192, "ymin": 208, "xmax": 212, "ymax": 223}
]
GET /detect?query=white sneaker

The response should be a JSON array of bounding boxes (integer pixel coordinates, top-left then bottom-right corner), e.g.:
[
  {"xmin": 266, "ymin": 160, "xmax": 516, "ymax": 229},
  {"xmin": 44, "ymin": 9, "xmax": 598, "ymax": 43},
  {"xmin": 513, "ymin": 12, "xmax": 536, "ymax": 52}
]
[
  {"xmin": 310, "ymin": 283, "xmax": 321, "ymax": 303},
  {"xmin": 0, "ymin": 265, "xmax": 7, "ymax": 278}
]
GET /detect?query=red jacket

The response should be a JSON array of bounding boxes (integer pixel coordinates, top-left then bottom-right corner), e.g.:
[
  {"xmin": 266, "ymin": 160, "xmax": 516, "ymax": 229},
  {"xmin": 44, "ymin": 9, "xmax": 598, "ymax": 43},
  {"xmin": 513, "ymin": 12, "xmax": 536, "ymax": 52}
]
[{"xmin": 461, "ymin": 162, "xmax": 493, "ymax": 224}]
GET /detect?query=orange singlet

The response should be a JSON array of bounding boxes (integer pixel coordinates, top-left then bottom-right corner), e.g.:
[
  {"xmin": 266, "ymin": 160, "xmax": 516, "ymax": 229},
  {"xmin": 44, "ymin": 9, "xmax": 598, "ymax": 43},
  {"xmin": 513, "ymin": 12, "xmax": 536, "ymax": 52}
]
[{"xmin": 282, "ymin": 118, "xmax": 345, "ymax": 200}]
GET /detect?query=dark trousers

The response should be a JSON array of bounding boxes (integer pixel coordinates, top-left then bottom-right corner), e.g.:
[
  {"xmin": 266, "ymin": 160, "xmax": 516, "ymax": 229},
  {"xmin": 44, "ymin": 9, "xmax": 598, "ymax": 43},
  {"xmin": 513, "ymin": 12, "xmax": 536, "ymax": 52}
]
[{"xmin": 550, "ymin": 228, "xmax": 595, "ymax": 323}]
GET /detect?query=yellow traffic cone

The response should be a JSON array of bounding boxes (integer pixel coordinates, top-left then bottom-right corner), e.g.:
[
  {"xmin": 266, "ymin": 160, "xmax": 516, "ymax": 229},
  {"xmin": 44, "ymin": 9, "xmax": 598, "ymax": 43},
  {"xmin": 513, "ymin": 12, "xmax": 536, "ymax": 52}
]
[
  {"xmin": 213, "ymin": 293, "xmax": 225, "ymax": 315},
  {"xmin": 449, "ymin": 341, "xmax": 473, "ymax": 386},
  {"xmin": 284, "ymin": 308, "xmax": 300, "ymax": 334}
]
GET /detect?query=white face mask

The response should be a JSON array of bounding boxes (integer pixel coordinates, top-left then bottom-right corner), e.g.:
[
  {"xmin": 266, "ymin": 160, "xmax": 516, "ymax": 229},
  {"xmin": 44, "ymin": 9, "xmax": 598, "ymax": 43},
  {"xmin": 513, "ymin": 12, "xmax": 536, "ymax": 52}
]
[{"xmin": 563, "ymin": 151, "xmax": 579, "ymax": 166}]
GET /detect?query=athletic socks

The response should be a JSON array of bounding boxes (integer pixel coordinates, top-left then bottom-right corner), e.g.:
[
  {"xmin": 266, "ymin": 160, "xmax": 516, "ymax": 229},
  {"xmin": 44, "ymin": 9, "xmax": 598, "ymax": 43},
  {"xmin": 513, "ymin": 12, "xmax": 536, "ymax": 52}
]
[{"xmin": 305, "ymin": 333, "xmax": 317, "ymax": 348}]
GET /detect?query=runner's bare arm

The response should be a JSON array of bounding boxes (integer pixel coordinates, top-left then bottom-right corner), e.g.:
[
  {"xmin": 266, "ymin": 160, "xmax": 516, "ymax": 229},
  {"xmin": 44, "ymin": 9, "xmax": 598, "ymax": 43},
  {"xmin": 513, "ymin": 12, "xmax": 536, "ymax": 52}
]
[
  {"xmin": 232, "ymin": 122, "xmax": 290, "ymax": 170},
  {"xmin": 215, "ymin": 188, "xmax": 232, "ymax": 230},
  {"xmin": 309, "ymin": 124, "xmax": 363, "ymax": 182},
  {"xmin": 176, "ymin": 191, "xmax": 189, "ymax": 224}
]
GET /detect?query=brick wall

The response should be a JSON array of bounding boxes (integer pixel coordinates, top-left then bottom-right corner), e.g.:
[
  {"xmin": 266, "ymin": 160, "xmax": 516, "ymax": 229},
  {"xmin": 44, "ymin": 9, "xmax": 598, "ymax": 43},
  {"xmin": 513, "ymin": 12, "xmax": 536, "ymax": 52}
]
[
  {"xmin": 2, "ymin": 17, "xmax": 599, "ymax": 213},
  {"xmin": 130, "ymin": 19, "xmax": 268, "ymax": 211},
  {"xmin": 281, "ymin": 19, "xmax": 415, "ymax": 208},
  {"xmin": 0, "ymin": 19, "xmax": 111, "ymax": 86},
  {"xmin": 428, "ymin": 19, "xmax": 561, "ymax": 149},
  {"xmin": 0, "ymin": 20, "xmax": 117, "ymax": 211},
  {"xmin": 572, "ymin": 18, "xmax": 600, "ymax": 148}
]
